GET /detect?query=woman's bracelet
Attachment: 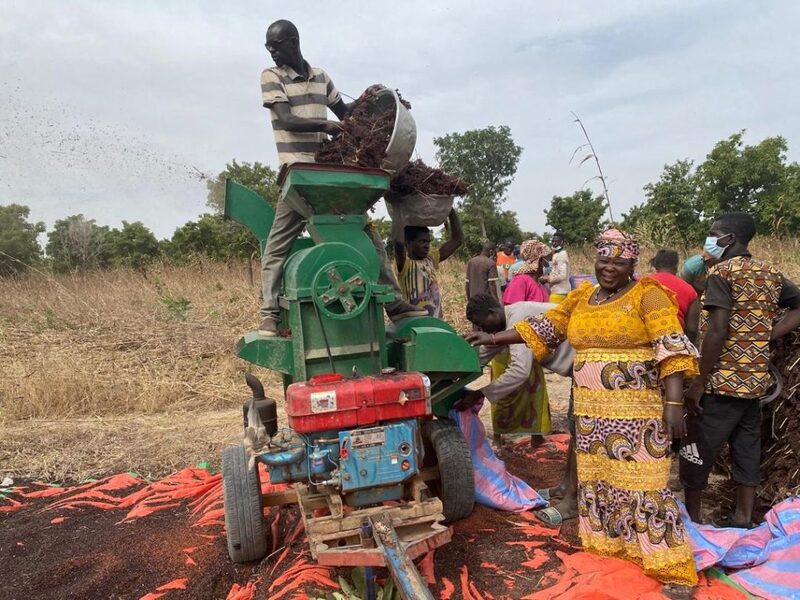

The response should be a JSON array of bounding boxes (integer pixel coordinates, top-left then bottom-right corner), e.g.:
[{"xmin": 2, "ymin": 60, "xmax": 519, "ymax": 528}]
[{"xmin": 664, "ymin": 400, "xmax": 684, "ymax": 407}]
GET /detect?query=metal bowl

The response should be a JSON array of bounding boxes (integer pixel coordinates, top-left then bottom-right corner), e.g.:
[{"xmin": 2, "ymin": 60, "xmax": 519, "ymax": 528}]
[
  {"xmin": 365, "ymin": 87, "xmax": 417, "ymax": 175},
  {"xmin": 385, "ymin": 193, "xmax": 454, "ymax": 241}
]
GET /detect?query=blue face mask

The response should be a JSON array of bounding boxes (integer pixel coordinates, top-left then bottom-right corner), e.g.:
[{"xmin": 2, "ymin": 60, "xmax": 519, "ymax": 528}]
[{"xmin": 703, "ymin": 233, "xmax": 732, "ymax": 259}]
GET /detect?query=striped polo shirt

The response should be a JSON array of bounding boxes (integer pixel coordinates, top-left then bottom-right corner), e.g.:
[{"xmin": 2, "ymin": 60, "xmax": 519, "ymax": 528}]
[{"xmin": 260, "ymin": 62, "xmax": 342, "ymax": 165}]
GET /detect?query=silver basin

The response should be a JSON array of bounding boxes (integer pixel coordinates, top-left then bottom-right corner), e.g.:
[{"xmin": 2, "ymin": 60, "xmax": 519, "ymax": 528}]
[{"xmin": 365, "ymin": 87, "xmax": 417, "ymax": 175}]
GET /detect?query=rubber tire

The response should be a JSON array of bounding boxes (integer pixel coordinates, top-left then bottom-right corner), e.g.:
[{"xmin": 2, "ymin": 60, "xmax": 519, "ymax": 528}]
[
  {"xmin": 222, "ymin": 444, "xmax": 268, "ymax": 563},
  {"xmin": 423, "ymin": 418, "xmax": 475, "ymax": 522}
]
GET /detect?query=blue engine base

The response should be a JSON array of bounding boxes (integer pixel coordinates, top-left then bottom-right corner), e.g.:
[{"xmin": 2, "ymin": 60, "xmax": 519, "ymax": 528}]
[{"xmin": 258, "ymin": 419, "xmax": 422, "ymax": 507}]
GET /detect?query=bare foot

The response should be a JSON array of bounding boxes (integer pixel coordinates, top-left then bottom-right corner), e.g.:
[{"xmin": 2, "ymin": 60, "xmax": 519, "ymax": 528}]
[{"xmin": 546, "ymin": 484, "xmax": 567, "ymax": 502}]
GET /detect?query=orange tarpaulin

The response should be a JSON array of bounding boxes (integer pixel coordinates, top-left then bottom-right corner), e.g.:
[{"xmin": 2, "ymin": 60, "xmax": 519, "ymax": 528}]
[
  {"xmin": 2, "ymin": 460, "xmax": 750, "ymax": 600},
  {"xmin": 523, "ymin": 551, "xmax": 746, "ymax": 600}
]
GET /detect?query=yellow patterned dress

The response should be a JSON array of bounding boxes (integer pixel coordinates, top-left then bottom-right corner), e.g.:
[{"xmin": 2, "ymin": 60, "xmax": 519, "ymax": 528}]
[{"xmin": 515, "ymin": 279, "xmax": 699, "ymax": 586}]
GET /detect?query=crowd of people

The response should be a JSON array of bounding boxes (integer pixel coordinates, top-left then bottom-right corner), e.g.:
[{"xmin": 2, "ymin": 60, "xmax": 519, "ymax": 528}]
[
  {"xmin": 256, "ymin": 19, "xmax": 800, "ymax": 599},
  {"xmin": 459, "ymin": 217, "xmax": 800, "ymax": 598}
]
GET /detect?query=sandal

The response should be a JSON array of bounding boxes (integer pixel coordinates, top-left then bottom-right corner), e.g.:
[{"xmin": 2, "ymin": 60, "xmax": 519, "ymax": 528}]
[
  {"xmin": 662, "ymin": 583, "xmax": 695, "ymax": 599},
  {"xmin": 533, "ymin": 506, "xmax": 564, "ymax": 526}
]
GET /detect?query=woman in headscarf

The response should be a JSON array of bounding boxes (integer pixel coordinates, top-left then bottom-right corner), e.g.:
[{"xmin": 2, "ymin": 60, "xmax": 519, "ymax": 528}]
[
  {"xmin": 464, "ymin": 229, "xmax": 699, "ymax": 599},
  {"xmin": 502, "ymin": 239, "xmax": 551, "ymax": 305}
]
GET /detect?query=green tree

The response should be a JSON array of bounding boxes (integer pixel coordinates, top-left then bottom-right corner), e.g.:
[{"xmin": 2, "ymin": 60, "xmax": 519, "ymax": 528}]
[
  {"xmin": 545, "ymin": 190, "xmax": 607, "ymax": 244},
  {"xmin": 166, "ymin": 214, "xmax": 257, "ymax": 262},
  {"xmin": 696, "ymin": 132, "xmax": 789, "ymax": 232},
  {"xmin": 624, "ymin": 132, "xmax": 800, "ymax": 242},
  {"xmin": 206, "ymin": 160, "xmax": 280, "ymax": 214},
  {"xmin": 0, "ymin": 204, "xmax": 45, "ymax": 276},
  {"xmin": 434, "ymin": 125, "xmax": 524, "ymax": 250},
  {"xmin": 621, "ymin": 160, "xmax": 704, "ymax": 249},
  {"xmin": 756, "ymin": 162, "xmax": 800, "ymax": 236},
  {"xmin": 105, "ymin": 221, "xmax": 161, "ymax": 269},
  {"xmin": 46, "ymin": 215, "xmax": 111, "ymax": 272},
  {"xmin": 459, "ymin": 198, "xmax": 522, "ymax": 254},
  {"xmin": 369, "ymin": 217, "xmax": 392, "ymax": 243}
]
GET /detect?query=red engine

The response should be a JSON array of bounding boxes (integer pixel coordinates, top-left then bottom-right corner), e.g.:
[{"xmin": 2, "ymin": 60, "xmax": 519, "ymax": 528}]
[{"xmin": 285, "ymin": 371, "xmax": 431, "ymax": 434}]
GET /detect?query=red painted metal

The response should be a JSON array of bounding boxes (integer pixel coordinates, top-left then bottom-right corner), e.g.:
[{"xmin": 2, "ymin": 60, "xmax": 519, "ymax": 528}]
[{"xmin": 286, "ymin": 372, "xmax": 430, "ymax": 434}]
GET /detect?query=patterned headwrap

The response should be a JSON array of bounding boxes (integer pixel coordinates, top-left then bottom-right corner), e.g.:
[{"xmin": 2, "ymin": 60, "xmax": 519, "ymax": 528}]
[
  {"xmin": 595, "ymin": 228, "xmax": 640, "ymax": 263},
  {"xmin": 514, "ymin": 240, "xmax": 552, "ymax": 275}
]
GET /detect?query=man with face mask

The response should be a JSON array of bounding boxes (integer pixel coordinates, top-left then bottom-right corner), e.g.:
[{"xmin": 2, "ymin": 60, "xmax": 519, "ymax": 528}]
[{"xmin": 681, "ymin": 212, "xmax": 800, "ymax": 528}]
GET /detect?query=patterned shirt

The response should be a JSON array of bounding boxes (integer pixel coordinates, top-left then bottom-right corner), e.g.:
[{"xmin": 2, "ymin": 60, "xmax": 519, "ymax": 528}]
[
  {"xmin": 700, "ymin": 253, "xmax": 800, "ymax": 399},
  {"xmin": 398, "ymin": 248, "xmax": 442, "ymax": 318},
  {"xmin": 260, "ymin": 62, "xmax": 342, "ymax": 165}
]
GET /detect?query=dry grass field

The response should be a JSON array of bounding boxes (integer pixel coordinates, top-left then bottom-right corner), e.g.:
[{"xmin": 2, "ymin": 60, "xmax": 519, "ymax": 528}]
[{"xmin": 1, "ymin": 238, "xmax": 798, "ymax": 480}]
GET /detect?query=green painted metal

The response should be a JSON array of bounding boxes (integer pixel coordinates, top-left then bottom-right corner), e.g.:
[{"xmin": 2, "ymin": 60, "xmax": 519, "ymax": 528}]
[
  {"xmin": 279, "ymin": 164, "xmax": 390, "ymax": 219},
  {"xmin": 224, "ymin": 179, "xmax": 313, "ymax": 255},
  {"xmin": 235, "ymin": 333, "xmax": 294, "ymax": 376},
  {"xmin": 231, "ymin": 163, "xmax": 481, "ymax": 403},
  {"xmin": 430, "ymin": 375, "xmax": 482, "ymax": 417},
  {"xmin": 224, "ymin": 179, "xmax": 274, "ymax": 249},
  {"xmin": 400, "ymin": 327, "xmax": 480, "ymax": 374},
  {"xmin": 235, "ymin": 166, "xmax": 391, "ymax": 381},
  {"xmin": 386, "ymin": 317, "xmax": 482, "ymax": 413},
  {"xmin": 305, "ymin": 214, "xmax": 378, "ymax": 280}
]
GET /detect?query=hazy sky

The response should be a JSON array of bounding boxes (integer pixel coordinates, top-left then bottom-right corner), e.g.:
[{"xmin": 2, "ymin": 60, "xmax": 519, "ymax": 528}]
[{"xmin": 2, "ymin": 0, "xmax": 799, "ymax": 240}]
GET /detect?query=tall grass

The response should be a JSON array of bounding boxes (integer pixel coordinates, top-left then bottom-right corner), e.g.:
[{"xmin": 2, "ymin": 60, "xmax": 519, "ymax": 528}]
[
  {"xmin": 0, "ymin": 260, "xmax": 281, "ymax": 421},
  {"xmin": 2, "ymin": 237, "xmax": 798, "ymax": 422}
]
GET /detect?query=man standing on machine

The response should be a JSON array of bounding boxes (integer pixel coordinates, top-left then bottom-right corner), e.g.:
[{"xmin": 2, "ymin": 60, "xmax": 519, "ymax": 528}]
[{"xmin": 258, "ymin": 19, "xmax": 425, "ymax": 336}]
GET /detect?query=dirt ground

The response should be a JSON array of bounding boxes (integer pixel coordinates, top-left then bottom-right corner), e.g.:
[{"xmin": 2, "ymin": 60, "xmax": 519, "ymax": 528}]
[
  {"xmin": 0, "ymin": 432, "xmax": 575, "ymax": 600},
  {"xmin": 0, "ymin": 375, "xmax": 577, "ymax": 600},
  {"xmin": 0, "ymin": 375, "xmax": 747, "ymax": 599}
]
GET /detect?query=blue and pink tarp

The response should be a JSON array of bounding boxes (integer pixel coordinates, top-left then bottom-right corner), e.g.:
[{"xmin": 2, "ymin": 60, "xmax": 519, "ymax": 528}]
[
  {"xmin": 686, "ymin": 498, "xmax": 800, "ymax": 599},
  {"xmin": 450, "ymin": 406, "xmax": 547, "ymax": 513}
]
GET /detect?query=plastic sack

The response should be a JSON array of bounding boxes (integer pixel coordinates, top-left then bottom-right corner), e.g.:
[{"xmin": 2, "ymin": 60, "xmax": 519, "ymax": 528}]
[{"xmin": 449, "ymin": 406, "xmax": 547, "ymax": 512}]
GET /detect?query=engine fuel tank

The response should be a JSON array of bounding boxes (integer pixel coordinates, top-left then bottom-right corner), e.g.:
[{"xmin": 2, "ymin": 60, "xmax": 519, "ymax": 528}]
[{"xmin": 286, "ymin": 371, "xmax": 430, "ymax": 434}]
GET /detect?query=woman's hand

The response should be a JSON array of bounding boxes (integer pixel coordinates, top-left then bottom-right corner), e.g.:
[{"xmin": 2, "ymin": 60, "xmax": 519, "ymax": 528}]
[
  {"xmin": 662, "ymin": 404, "xmax": 687, "ymax": 440},
  {"xmin": 464, "ymin": 331, "xmax": 492, "ymax": 347}
]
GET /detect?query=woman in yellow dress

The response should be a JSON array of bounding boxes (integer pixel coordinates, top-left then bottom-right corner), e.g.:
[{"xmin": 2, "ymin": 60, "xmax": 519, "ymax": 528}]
[{"xmin": 464, "ymin": 229, "xmax": 699, "ymax": 598}]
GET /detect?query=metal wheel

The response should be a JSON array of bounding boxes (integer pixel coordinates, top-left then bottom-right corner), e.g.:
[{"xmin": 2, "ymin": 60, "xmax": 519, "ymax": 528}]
[
  {"xmin": 222, "ymin": 444, "xmax": 267, "ymax": 563},
  {"xmin": 423, "ymin": 418, "xmax": 475, "ymax": 522},
  {"xmin": 311, "ymin": 260, "xmax": 372, "ymax": 320}
]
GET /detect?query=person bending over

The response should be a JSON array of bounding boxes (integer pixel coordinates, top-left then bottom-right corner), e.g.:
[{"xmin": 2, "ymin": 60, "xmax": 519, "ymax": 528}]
[{"xmin": 458, "ymin": 293, "xmax": 573, "ymax": 452}]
